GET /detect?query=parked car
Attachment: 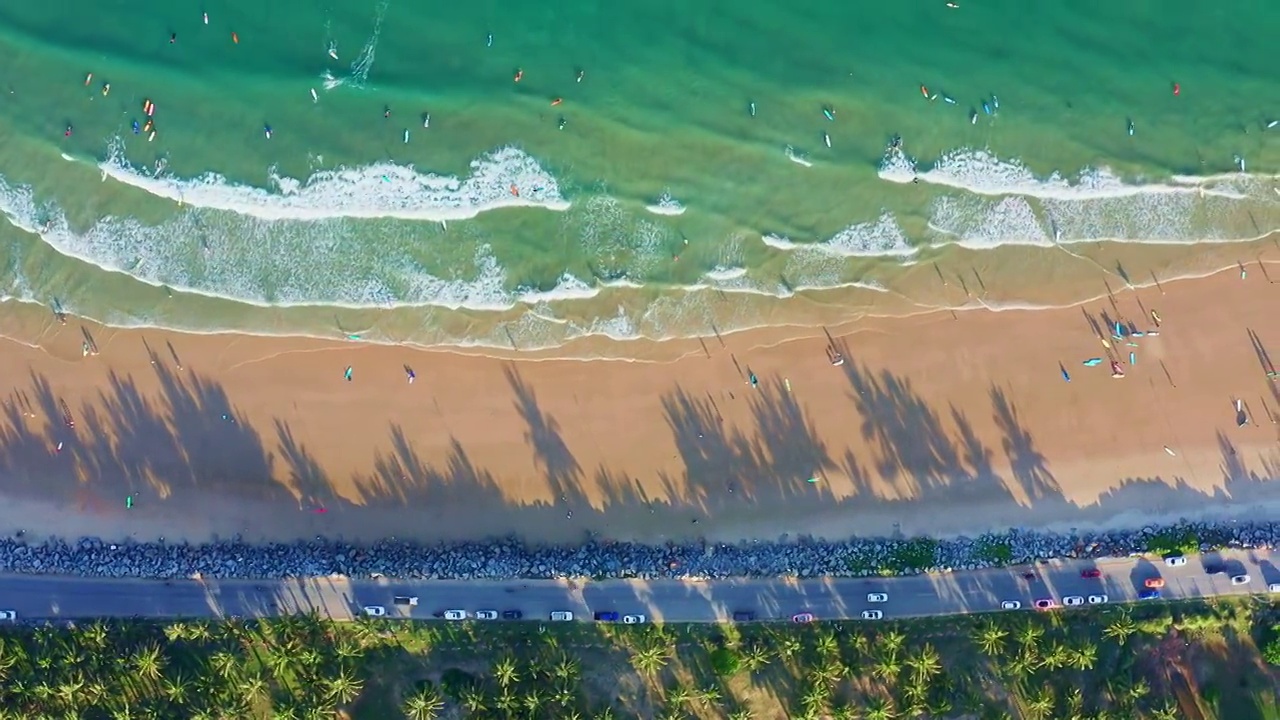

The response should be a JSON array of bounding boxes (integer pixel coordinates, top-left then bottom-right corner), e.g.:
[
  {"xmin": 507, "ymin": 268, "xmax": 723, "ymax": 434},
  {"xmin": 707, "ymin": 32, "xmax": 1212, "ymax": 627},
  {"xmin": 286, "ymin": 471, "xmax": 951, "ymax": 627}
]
[
  {"xmin": 1087, "ymin": 594, "xmax": 1109, "ymax": 604},
  {"xmin": 622, "ymin": 614, "xmax": 646, "ymax": 624},
  {"xmin": 1062, "ymin": 596, "xmax": 1085, "ymax": 606},
  {"xmin": 732, "ymin": 611, "xmax": 756, "ymax": 622},
  {"xmin": 1000, "ymin": 600, "xmax": 1021, "ymax": 610},
  {"xmin": 393, "ymin": 596, "xmax": 418, "ymax": 606},
  {"xmin": 792, "ymin": 612, "xmax": 815, "ymax": 623},
  {"xmin": 1163, "ymin": 555, "xmax": 1188, "ymax": 567},
  {"xmin": 0, "ymin": 610, "xmax": 17, "ymax": 621},
  {"xmin": 362, "ymin": 606, "xmax": 386, "ymax": 617},
  {"xmin": 550, "ymin": 611, "xmax": 574, "ymax": 621},
  {"xmin": 1033, "ymin": 598, "xmax": 1056, "ymax": 610},
  {"xmin": 1230, "ymin": 574, "xmax": 1251, "ymax": 586},
  {"xmin": 594, "ymin": 611, "xmax": 620, "ymax": 622},
  {"xmin": 1144, "ymin": 578, "xmax": 1165, "ymax": 589},
  {"xmin": 866, "ymin": 592, "xmax": 888, "ymax": 603},
  {"xmin": 443, "ymin": 609, "xmax": 467, "ymax": 620},
  {"xmin": 502, "ymin": 610, "xmax": 523, "ymax": 620},
  {"xmin": 1139, "ymin": 589, "xmax": 1161, "ymax": 600},
  {"xmin": 1080, "ymin": 568, "xmax": 1102, "ymax": 579},
  {"xmin": 861, "ymin": 610, "xmax": 884, "ymax": 620},
  {"xmin": 1267, "ymin": 583, "xmax": 1280, "ymax": 593},
  {"xmin": 474, "ymin": 610, "xmax": 499, "ymax": 620}
]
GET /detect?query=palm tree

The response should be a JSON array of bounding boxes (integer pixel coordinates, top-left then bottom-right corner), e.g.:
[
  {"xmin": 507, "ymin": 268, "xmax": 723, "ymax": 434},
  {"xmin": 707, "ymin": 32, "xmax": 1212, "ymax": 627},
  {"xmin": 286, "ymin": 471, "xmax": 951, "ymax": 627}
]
[
  {"xmin": 552, "ymin": 655, "xmax": 580, "ymax": 683},
  {"xmin": 907, "ymin": 644, "xmax": 942, "ymax": 685},
  {"xmin": 1103, "ymin": 614, "xmax": 1138, "ymax": 645},
  {"xmin": 83, "ymin": 622, "xmax": 110, "ymax": 651},
  {"xmin": 865, "ymin": 697, "xmax": 896, "ymax": 720},
  {"xmin": 1070, "ymin": 641, "xmax": 1097, "ymax": 671},
  {"xmin": 665, "ymin": 683, "xmax": 694, "ymax": 708},
  {"xmin": 1016, "ymin": 623, "xmax": 1044, "ymax": 649},
  {"xmin": 873, "ymin": 653, "xmax": 901, "ymax": 683},
  {"xmin": 326, "ymin": 669, "xmax": 364, "ymax": 705},
  {"xmin": 402, "ymin": 688, "xmax": 445, "ymax": 720},
  {"xmin": 131, "ymin": 645, "xmax": 165, "ymax": 684},
  {"xmin": 727, "ymin": 709, "xmax": 755, "ymax": 720},
  {"xmin": 164, "ymin": 623, "xmax": 190, "ymax": 643},
  {"xmin": 459, "ymin": 686, "xmax": 488, "ymax": 714},
  {"xmin": 809, "ymin": 659, "xmax": 844, "ymax": 689},
  {"xmin": 814, "ymin": 631, "xmax": 839, "ymax": 658},
  {"xmin": 496, "ymin": 689, "xmax": 519, "ymax": 714},
  {"xmin": 208, "ymin": 651, "xmax": 239, "ymax": 681},
  {"xmin": 740, "ymin": 644, "xmax": 771, "ymax": 673},
  {"xmin": 522, "ymin": 688, "xmax": 546, "ymax": 717},
  {"xmin": 631, "ymin": 645, "xmax": 670, "ymax": 675},
  {"xmin": 879, "ymin": 630, "xmax": 906, "ymax": 657},
  {"xmin": 975, "ymin": 622, "xmax": 1008, "ymax": 657},
  {"xmin": 493, "ymin": 656, "xmax": 520, "ymax": 688},
  {"xmin": 776, "ymin": 635, "xmax": 803, "ymax": 661},
  {"xmin": 161, "ymin": 672, "xmax": 192, "ymax": 705},
  {"xmin": 1146, "ymin": 701, "xmax": 1179, "ymax": 720},
  {"xmin": 1042, "ymin": 642, "xmax": 1071, "ymax": 670},
  {"xmin": 592, "ymin": 706, "xmax": 617, "ymax": 720},
  {"xmin": 238, "ymin": 672, "xmax": 268, "ymax": 703},
  {"xmin": 1024, "ymin": 688, "xmax": 1055, "ymax": 720}
]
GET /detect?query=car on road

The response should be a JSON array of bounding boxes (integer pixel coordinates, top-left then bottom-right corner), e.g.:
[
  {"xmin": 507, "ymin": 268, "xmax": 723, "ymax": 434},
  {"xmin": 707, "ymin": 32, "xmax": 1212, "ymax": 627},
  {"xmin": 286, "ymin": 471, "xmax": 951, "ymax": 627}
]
[
  {"xmin": 1062, "ymin": 596, "xmax": 1085, "ymax": 607},
  {"xmin": 622, "ymin": 614, "xmax": 646, "ymax": 624},
  {"xmin": 443, "ymin": 610, "xmax": 467, "ymax": 620},
  {"xmin": 866, "ymin": 592, "xmax": 888, "ymax": 603},
  {"xmin": 1163, "ymin": 555, "xmax": 1188, "ymax": 567},
  {"xmin": 502, "ymin": 610, "xmax": 523, "ymax": 620},
  {"xmin": 550, "ymin": 611, "xmax": 574, "ymax": 621},
  {"xmin": 1269, "ymin": 583, "xmax": 1280, "ymax": 594},
  {"xmin": 393, "ymin": 596, "xmax": 418, "ymax": 606},
  {"xmin": 474, "ymin": 610, "xmax": 499, "ymax": 620},
  {"xmin": 1230, "ymin": 574, "xmax": 1251, "ymax": 586},
  {"xmin": 1088, "ymin": 594, "xmax": 1109, "ymax": 605},
  {"xmin": 362, "ymin": 606, "xmax": 386, "ymax": 617},
  {"xmin": 792, "ymin": 613, "xmax": 815, "ymax": 623},
  {"xmin": 594, "ymin": 611, "xmax": 620, "ymax": 622},
  {"xmin": 732, "ymin": 611, "xmax": 756, "ymax": 622},
  {"xmin": 1000, "ymin": 600, "xmax": 1022, "ymax": 610},
  {"xmin": 1080, "ymin": 568, "xmax": 1102, "ymax": 579},
  {"xmin": 1144, "ymin": 578, "xmax": 1165, "ymax": 589},
  {"xmin": 1139, "ymin": 589, "xmax": 1161, "ymax": 600},
  {"xmin": 1033, "ymin": 598, "xmax": 1056, "ymax": 610},
  {"xmin": 861, "ymin": 610, "xmax": 884, "ymax": 620},
  {"xmin": 0, "ymin": 610, "xmax": 16, "ymax": 621}
]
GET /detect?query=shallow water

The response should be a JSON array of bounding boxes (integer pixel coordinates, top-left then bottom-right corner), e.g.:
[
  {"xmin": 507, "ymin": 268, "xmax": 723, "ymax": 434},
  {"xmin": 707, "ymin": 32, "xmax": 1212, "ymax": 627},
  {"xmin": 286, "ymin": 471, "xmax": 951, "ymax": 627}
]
[{"xmin": 0, "ymin": 0, "xmax": 1276, "ymax": 352}]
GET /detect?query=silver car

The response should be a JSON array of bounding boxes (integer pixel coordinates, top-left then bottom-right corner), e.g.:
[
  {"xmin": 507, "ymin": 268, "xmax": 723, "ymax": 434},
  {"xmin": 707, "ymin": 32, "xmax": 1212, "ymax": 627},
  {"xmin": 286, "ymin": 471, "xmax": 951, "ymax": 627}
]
[
  {"xmin": 550, "ymin": 611, "xmax": 574, "ymax": 621},
  {"xmin": 860, "ymin": 610, "xmax": 884, "ymax": 620},
  {"xmin": 1062, "ymin": 596, "xmax": 1085, "ymax": 607},
  {"xmin": 1230, "ymin": 574, "xmax": 1250, "ymax": 586},
  {"xmin": 1163, "ymin": 555, "xmax": 1188, "ymax": 567},
  {"xmin": 474, "ymin": 610, "xmax": 499, "ymax": 620},
  {"xmin": 622, "ymin": 614, "xmax": 646, "ymax": 624},
  {"xmin": 1000, "ymin": 600, "xmax": 1021, "ymax": 610},
  {"xmin": 0, "ymin": 610, "xmax": 15, "ymax": 621},
  {"xmin": 866, "ymin": 592, "xmax": 888, "ymax": 603},
  {"xmin": 1087, "ymin": 594, "xmax": 1108, "ymax": 605},
  {"xmin": 362, "ymin": 606, "xmax": 386, "ymax": 617},
  {"xmin": 443, "ymin": 609, "xmax": 468, "ymax": 620}
]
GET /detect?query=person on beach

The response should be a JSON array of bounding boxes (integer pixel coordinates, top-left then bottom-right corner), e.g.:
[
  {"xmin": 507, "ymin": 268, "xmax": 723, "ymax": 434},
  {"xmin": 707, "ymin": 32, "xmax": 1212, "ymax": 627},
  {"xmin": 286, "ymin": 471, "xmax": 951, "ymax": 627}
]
[
  {"xmin": 344, "ymin": 366, "xmax": 354, "ymax": 382},
  {"xmin": 404, "ymin": 366, "xmax": 416, "ymax": 384}
]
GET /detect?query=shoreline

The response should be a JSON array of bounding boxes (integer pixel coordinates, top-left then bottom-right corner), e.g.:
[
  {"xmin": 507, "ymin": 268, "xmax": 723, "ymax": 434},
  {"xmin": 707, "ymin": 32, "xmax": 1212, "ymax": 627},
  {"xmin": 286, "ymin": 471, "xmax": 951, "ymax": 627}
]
[{"xmin": 1, "ymin": 251, "xmax": 1279, "ymax": 552}]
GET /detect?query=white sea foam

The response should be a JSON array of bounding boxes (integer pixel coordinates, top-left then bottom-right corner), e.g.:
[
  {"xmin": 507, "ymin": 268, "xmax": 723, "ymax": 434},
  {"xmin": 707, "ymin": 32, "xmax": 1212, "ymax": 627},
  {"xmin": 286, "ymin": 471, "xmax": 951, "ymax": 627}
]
[
  {"xmin": 889, "ymin": 148, "xmax": 1280, "ymax": 248},
  {"xmin": 881, "ymin": 148, "xmax": 1260, "ymax": 202},
  {"xmin": 645, "ymin": 191, "xmax": 686, "ymax": 216},
  {"xmin": 762, "ymin": 212, "xmax": 916, "ymax": 258},
  {"xmin": 96, "ymin": 141, "xmax": 569, "ymax": 222}
]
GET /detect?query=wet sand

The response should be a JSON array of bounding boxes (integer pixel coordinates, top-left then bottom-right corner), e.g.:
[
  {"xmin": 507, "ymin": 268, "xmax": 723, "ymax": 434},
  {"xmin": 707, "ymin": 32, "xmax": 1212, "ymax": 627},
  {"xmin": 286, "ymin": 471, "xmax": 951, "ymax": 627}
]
[{"xmin": 2, "ymin": 258, "xmax": 1280, "ymax": 547}]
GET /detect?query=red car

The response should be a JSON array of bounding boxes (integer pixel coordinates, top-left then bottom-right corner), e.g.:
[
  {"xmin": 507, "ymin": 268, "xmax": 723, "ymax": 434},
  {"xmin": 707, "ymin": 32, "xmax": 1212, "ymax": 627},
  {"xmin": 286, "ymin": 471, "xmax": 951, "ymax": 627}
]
[
  {"xmin": 1081, "ymin": 568, "xmax": 1102, "ymax": 579},
  {"xmin": 1144, "ymin": 577, "xmax": 1165, "ymax": 589},
  {"xmin": 1033, "ymin": 598, "xmax": 1056, "ymax": 610}
]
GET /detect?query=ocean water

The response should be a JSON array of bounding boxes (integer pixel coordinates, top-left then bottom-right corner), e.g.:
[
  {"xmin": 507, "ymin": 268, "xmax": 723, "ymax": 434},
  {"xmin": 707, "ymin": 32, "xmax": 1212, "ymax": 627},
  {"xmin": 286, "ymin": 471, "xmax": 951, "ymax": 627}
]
[{"xmin": 0, "ymin": 0, "xmax": 1276, "ymax": 353}]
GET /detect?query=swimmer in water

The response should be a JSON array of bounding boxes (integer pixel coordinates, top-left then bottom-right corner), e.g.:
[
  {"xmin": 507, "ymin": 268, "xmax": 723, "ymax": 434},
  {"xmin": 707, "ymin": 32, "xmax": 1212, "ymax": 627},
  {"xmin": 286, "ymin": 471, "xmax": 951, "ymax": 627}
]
[
  {"xmin": 203, "ymin": 12, "xmax": 208, "ymax": 24},
  {"xmin": 486, "ymin": 33, "xmax": 493, "ymax": 47},
  {"xmin": 383, "ymin": 106, "xmax": 391, "ymax": 119},
  {"xmin": 558, "ymin": 117, "xmax": 566, "ymax": 131},
  {"xmin": 310, "ymin": 88, "xmax": 318, "ymax": 102},
  {"xmin": 576, "ymin": 69, "xmax": 584, "ymax": 83},
  {"xmin": 422, "ymin": 113, "xmax": 430, "ymax": 128},
  {"xmin": 64, "ymin": 124, "xmax": 73, "ymax": 137},
  {"xmin": 170, "ymin": 32, "xmax": 177, "ymax": 44},
  {"xmin": 264, "ymin": 124, "xmax": 272, "ymax": 139}
]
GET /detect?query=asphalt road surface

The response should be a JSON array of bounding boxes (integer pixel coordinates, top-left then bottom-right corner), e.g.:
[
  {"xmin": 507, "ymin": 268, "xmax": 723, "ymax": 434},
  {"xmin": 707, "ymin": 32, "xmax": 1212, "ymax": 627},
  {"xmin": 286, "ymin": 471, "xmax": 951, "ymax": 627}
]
[{"xmin": 2, "ymin": 549, "xmax": 1277, "ymax": 624}]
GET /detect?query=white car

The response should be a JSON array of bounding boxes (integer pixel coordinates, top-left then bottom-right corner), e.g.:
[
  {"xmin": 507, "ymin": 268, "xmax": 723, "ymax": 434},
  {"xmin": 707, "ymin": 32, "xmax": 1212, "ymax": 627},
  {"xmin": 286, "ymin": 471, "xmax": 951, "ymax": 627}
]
[
  {"xmin": 474, "ymin": 610, "xmax": 499, "ymax": 620},
  {"xmin": 1000, "ymin": 600, "xmax": 1021, "ymax": 610},
  {"xmin": 362, "ymin": 606, "xmax": 386, "ymax": 617},
  {"xmin": 1087, "ymin": 594, "xmax": 1109, "ymax": 605},
  {"xmin": 866, "ymin": 592, "xmax": 888, "ymax": 603},
  {"xmin": 1230, "ymin": 574, "xmax": 1251, "ymax": 586},
  {"xmin": 622, "ymin": 614, "xmax": 646, "ymax": 624},
  {"xmin": 1269, "ymin": 583, "xmax": 1280, "ymax": 593},
  {"xmin": 861, "ymin": 610, "xmax": 884, "ymax": 620},
  {"xmin": 0, "ymin": 610, "xmax": 15, "ymax": 621},
  {"xmin": 443, "ymin": 609, "xmax": 467, "ymax": 620},
  {"xmin": 1062, "ymin": 596, "xmax": 1085, "ymax": 606},
  {"xmin": 1163, "ymin": 555, "xmax": 1188, "ymax": 567},
  {"xmin": 550, "ymin": 611, "xmax": 574, "ymax": 621}
]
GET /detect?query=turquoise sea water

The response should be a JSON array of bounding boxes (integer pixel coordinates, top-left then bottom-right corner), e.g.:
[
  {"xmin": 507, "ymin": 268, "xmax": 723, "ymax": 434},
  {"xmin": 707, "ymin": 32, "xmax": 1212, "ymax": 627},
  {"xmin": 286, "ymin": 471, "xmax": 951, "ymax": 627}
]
[{"xmin": 0, "ymin": 0, "xmax": 1276, "ymax": 351}]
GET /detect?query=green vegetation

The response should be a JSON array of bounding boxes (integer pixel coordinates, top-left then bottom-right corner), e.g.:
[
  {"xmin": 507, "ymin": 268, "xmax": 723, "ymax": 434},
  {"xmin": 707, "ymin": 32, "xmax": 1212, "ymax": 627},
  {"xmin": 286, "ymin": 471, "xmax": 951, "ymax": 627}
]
[
  {"xmin": 973, "ymin": 538, "xmax": 1015, "ymax": 564},
  {"xmin": 1144, "ymin": 529, "xmax": 1201, "ymax": 557},
  {"xmin": 1, "ymin": 598, "xmax": 1278, "ymax": 719}
]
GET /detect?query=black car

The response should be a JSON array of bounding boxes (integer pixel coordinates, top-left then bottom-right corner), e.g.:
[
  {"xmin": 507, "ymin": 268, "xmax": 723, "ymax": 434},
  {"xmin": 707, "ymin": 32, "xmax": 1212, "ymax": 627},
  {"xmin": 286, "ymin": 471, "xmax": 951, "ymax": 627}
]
[
  {"xmin": 732, "ymin": 611, "xmax": 755, "ymax": 622},
  {"xmin": 501, "ymin": 610, "xmax": 523, "ymax": 620},
  {"xmin": 594, "ymin": 611, "xmax": 620, "ymax": 622}
]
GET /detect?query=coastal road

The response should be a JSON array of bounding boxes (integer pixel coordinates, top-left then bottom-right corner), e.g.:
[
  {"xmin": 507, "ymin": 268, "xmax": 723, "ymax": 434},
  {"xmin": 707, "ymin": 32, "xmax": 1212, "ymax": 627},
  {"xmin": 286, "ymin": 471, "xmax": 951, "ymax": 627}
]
[{"xmin": 1, "ymin": 549, "xmax": 1278, "ymax": 624}]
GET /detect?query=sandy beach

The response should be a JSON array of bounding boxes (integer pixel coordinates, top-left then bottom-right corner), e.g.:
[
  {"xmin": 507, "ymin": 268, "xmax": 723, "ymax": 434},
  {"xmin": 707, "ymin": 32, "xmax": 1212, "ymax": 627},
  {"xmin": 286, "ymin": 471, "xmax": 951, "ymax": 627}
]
[{"xmin": 2, "ymin": 255, "xmax": 1280, "ymax": 547}]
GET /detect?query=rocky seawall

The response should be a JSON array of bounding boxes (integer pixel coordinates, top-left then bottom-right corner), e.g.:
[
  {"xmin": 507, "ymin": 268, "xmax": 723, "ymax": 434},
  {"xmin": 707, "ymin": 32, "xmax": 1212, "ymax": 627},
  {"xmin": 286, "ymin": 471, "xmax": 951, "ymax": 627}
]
[{"xmin": 0, "ymin": 520, "xmax": 1274, "ymax": 580}]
